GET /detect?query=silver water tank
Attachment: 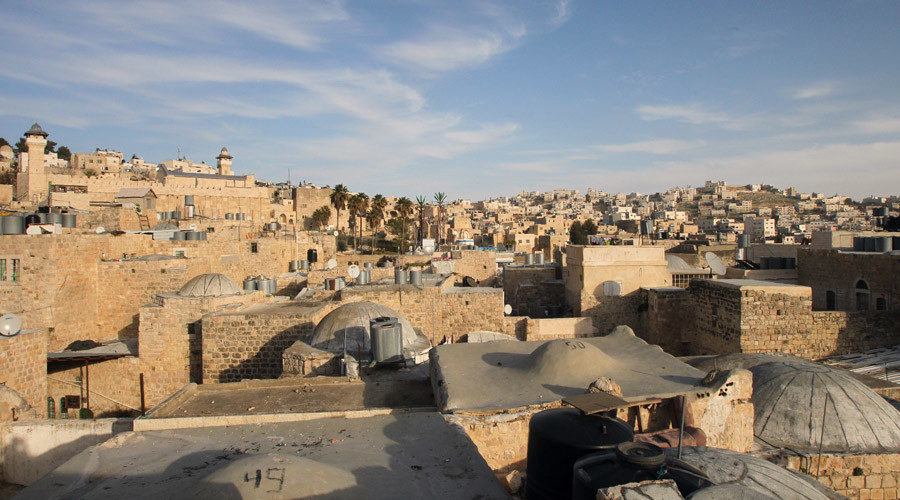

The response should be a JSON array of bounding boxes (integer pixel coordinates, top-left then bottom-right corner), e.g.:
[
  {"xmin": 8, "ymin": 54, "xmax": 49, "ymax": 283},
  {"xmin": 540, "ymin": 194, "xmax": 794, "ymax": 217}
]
[
  {"xmin": 1, "ymin": 215, "xmax": 25, "ymax": 235},
  {"xmin": 364, "ymin": 262, "xmax": 374, "ymax": 269},
  {"xmin": 735, "ymin": 248, "xmax": 746, "ymax": 261},
  {"xmin": 184, "ymin": 195, "xmax": 194, "ymax": 206},
  {"xmin": 525, "ymin": 253, "xmax": 535, "ymax": 265},
  {"xmin": 236, "ymin": 213, "xmax": 246, "ymax": 221},
  {"xmin": 876, "ymin": 236, "xmax": 892, "ymax": 252},
  {"xmin": 535, "ymin": 253, "xmax": 545, "ymax": 265},
  {"xmin": 257, "ymin": 277, "xmax": 275, "ymax": 295},
  {"xmin": 48, "ymin": 213, "xmax": 63, "ymax": 225},
  {"xmin": 300, "ymin": 259, "xmax": 309, "ymax": 271},
  {"xmin": 185, "ymin": 231, "xmax": 200, "ymax": 241},
  {"xmin": 199, "ymin": 231, "xmax": 208, "ymax": 240},
  {"xmin": 409, "ymin": 268, "xmax": 423, "ymax": 286},
  {"xmin": 61, "ymin": 214, "xmax": 77, "ymax": 228},
  {"xmin": 243, "ymin": 277, "xmax": 258, "ymax": 292},
  {"xmin": 357, "ymin": 269, "xmax": 370, "ymax": 285},
  {"xmin": 394, "ymin": 267, "xmax": 407, "ymax": 284},
  {"xmin": 225, "ymin": 213, "xmax": 234, "ymax": 220},
  {"xmin": 185, "ymin": 205, "xmax": 195, "ymax": 218},
  {"xmin": 738, "ymin": 234, "xmax": 751, "ymax": 248},
  {"xmin": 370, "ymin": 317, "xmax": 402, "ymax": 363},
  {"xmin": 289, "ymin": 259, "xmax": 300, "ymax": 272},
  {"xmin": 172, "ymin": 231, "xmax": 187, "ymax": 241}
]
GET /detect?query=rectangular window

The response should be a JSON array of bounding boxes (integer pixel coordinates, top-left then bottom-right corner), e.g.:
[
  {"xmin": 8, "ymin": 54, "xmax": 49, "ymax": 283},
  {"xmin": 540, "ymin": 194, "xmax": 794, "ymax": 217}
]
[
  {"xmin": 250, "ymin": 242, "xmax": 258, "ymax": 253},
  {"xmin": 11, "ymin": 259, "xmax": 18, "ymax": 282},
  {"xmin": 0, "ymin": 259, "xmax": 5, "ymax": 281}
]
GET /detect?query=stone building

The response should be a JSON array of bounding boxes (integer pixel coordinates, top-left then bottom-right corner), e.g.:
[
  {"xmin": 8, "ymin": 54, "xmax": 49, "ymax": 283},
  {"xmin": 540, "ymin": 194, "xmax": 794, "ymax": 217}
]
[
  {"xmin": 15, "ymin": 123, "xmax": 50, "ymax": 205},
  {"xmin": 798, "ymin": 246, "xmax": 899, "ymax": 312}
]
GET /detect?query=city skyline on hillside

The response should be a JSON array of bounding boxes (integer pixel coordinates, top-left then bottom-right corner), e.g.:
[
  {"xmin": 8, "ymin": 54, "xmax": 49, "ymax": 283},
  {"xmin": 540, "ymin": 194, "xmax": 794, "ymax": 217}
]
[{"xmin": 2, "ymin": 1, "xmax": 900, "ymax": 199}]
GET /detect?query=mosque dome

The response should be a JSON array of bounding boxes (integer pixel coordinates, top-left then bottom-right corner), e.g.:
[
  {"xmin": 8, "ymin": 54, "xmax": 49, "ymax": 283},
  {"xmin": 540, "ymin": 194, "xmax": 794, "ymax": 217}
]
[
  {"xmin": 309, "ymin": 301, "xmax": 430, "ymax": 358},
  {"xmin": 178, "ymin": 273, "xmax": 242, "ymax": 298},
  {"xmin": 25, "ymin": 122, "xmax": 48, "ymax": 137},
  {"xmin": 217, "ymin": 147, "xmax": 232, "ymax": 159}
]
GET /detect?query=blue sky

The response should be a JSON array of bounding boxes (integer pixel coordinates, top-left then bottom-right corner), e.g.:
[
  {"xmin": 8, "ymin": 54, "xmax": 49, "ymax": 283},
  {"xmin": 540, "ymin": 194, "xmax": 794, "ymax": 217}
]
[{"xmin": 1, "ymin": 1, "xmax": 899, "ymax": 199}]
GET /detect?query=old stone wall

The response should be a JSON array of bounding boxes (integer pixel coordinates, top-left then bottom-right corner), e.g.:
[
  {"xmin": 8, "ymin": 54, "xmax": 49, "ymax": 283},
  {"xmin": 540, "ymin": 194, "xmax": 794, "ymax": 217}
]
[
  {"xmin": 503, "ymin": 265, "xmax": 562, "ymax": 316},
  {"xmin": 684, "ymin": 280, "xmax": 744, "ymax": 355},
  {"xmin": 449, "ymin": 250, "xmax": 498, "ymax": 285},
  {"xmin": 0, "ymin": 331, "xmax": 48, "ymax": 419},
  {"xmin": 798, "ymin": 248, "xmax": 899, "ymax": 312},
  {"xmin": 524, "ymin": 317, "xmax": 596, "ymax": 341},
  {"xmin": 640, "ymin": 287, "xmax": 695, "ymax": 356},
  {"xmin": 777, "ymin": 451, "xmax": 900, "ymax": 499}
]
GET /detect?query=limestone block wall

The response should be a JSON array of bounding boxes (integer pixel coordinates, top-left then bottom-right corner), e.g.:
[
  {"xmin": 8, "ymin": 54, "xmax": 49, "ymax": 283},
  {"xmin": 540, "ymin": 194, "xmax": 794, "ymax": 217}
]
[
  {"xmin": 524, "ymin": 317, "xmax": 596, "ymax": 341},
  {"xmin": 0, "ymin": 331, "xmax": 48, "ymax": 419},
  {"xmin": 503, "ymin": 265, "xmax": 561, "ymax": 316},
  {"xmin": 685, "ymin": 280, "xmax": 743, "ymax": 355},
  {"xmin": 798, "ymin": 248, "xmax": 899, "ymax": 312},
  {"xmin": 503, "ymin": 316, "xmax": 527, "ymax": 340},
  {"xmin": 641, "ymin": 288, "xmax": 695, "ymax": 356},
  {"xmin": 450, "ymin": 250, "xmax": 498, "ymax": 285},
  {"xmin": 777, "ymin": 452, "xmax": 900, "ymax": 499},
  {"xmin": 201, "ymin": 305, "xmax": 327, "ymax": 383}
]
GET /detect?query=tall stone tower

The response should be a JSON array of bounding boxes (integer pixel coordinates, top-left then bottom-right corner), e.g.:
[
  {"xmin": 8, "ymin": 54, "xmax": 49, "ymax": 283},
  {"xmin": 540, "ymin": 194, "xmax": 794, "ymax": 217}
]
[
  {"xmin": 16, "ymin": 123, "xmax": 49, "ymax": 204},
  {"xmin": 216, "ymin": 147, "xmax": 233, "ymax": 176}
]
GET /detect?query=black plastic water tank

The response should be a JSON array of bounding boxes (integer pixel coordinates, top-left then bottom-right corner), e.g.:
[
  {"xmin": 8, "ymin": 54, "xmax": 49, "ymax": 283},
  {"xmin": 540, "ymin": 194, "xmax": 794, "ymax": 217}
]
[
  {"xmin": 572, "ymin": 442, "xmax": 712, "ymax": 499},
  {"xmin": 525, "ymin": 408, "xmax": 634, "ymax": 500},
  {"xmin": 307, "ymin": 248, "xmax": 318, "ymax": 263},
  {"xmin": 24, "ymin": 214, "xmax": 41, "ymax": 227}
]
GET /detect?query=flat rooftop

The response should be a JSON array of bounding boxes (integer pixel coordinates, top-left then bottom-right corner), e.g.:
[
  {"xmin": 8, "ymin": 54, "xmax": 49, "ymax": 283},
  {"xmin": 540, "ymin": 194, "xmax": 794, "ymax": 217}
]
[{"xmin": 19, "ymin": 413, "xmax": 507, "ymax": 500}]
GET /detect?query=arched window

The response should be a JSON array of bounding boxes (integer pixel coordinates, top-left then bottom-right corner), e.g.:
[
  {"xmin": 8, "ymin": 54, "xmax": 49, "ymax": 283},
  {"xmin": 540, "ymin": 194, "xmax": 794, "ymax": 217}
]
[
  {"xmin": 825, "ymin": 291, "xmax": 836, "ymax": 311},
  {"xmin": 855, "ymin": 280, "xmax": 870, "ymax": 311}
]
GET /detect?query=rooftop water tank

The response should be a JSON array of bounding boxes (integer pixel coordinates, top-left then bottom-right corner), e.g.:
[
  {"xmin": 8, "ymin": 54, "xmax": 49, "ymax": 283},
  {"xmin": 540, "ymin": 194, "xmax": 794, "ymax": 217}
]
[
  {"xmin": 1, "ymin": 215, "xmax": 25, "ymax": 235},
  {"xmin": 525, "ymin": 408, "xmax": 634, "ymax": 500},
  {"xmin": 225, "ymin": 213, "xmax": 234, "ymax": 220},
  {"xmin": 409, "ymin": 268, "xmax": 423, "ymax": 286},
  {"xmin": 184, "ymin": 195, "xmax": 194, "ymax": 206},
  {"xmin": 535, "ymin": 253, "xmax": 545, "ymax": 265},
  {"xmin": 370, "ymin": 316, "xmax": 402, "ymax": 363},
  {"xmin": 394, "ymin": 267, "xmax": 407, "ymax": 285},
  {"xmin": 307, "ymin": 248, "xmax": 318, "ymax": 264},
  {"xmin": 61, "ymin": 214, "xmax": 77, "ymax": 228},
  {"xmin": 525, "ymin": 253, "xmax": 535, "ymax": 265},
  {"xmin": 357, "ymin": 269, "xmax": 370, "ymax": 285},
  {"xmin": 243, "ymin": 277, "xmax": 258, "ymax": 292}
]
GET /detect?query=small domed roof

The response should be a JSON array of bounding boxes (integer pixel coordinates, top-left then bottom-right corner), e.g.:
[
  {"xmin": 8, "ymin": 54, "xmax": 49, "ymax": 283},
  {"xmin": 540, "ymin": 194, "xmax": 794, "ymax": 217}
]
[
  {"xmin": 25, "ymin": 122, "xmax": 48, "ymax": 137},
  {"xmin": 178, "ymin": 273, "xmax": 242, "ymax": 297},
  {"xmin": 752, "ymin": 360, "xmax": 900, "ymax": 452},
  {"xmin": 309, "ymin": 301, "xmax": 429, "ymax": 357},
  {"xmin": 217, "ymin": 147, "xmax": 232, "ymax": 159}
]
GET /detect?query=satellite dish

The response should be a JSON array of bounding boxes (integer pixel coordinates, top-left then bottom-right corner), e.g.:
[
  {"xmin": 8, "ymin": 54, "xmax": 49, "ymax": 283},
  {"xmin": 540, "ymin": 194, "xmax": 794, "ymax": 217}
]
[
  {"xmin": 0, "ymin": 314, "xmax": 22, "ymax": 337},
  {"xmin": 333, "ymin": 231, "xmax": 339, "ymax": 237},
  {"xmin": 347, "ymin": 264, "xmax": 360, "ymax": 279},
  {"xmin": 326, "ymin": 258, "xmax": 338, "ymax": 270},
  {"xmin": 504, "ymin": 304, "xmax": 512, "ymax": 315},
  {"xmin": 665, "ymin": 255, "xmax": 693, "ymax": 271},
  {"xmin": 705, "ymin": 252, "xmax": 727, "ymax": 276},
  {"xmin": 189, "ymin": 224, "xmax": 197, "ymax": 230},
  {"xmin": 96, "ymin": 227, "xmax": 106, "ymax": 234}
]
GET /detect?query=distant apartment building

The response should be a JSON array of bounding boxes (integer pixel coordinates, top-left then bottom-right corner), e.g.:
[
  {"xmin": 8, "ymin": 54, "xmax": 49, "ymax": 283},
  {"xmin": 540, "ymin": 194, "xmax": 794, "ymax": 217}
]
[
  {"xmin": 72, "ymin": 149, "xmax": 124, "ymax": 172},
  {"xmin": 746, "ymin": 217, "xmax": 776, "ymax": 240}
]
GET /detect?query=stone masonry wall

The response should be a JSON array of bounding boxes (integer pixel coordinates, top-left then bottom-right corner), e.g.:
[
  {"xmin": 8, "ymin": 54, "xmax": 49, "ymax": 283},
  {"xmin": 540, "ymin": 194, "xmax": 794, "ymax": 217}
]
[
  {"xmin": 0, "ymin": 331, "xmax": 48, "ymax": 419},
  {"xmin": 777, "ymin": 451, "xmax": 900, "ymax": 499},
  {"xmin": 684, "ymin": 280, "xmax": 744, "ymax": 355}
]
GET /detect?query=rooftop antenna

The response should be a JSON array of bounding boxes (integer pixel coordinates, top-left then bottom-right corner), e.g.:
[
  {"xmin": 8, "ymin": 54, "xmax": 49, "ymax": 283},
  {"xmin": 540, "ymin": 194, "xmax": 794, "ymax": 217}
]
[{"xmin": 177, "ymin": 146, "xmax": 182, "ymax": 160}]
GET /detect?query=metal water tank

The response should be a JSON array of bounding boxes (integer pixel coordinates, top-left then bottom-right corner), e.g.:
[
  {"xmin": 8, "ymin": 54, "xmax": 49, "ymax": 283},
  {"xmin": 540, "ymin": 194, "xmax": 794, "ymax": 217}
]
[
  {"xmin": 364, "ymin": 262, "xmax": 374, "ymax": 269},
  {"xmin": 225, "ymin": 213, "xmax": 234, "ymax": 220},
  {"xmin": 876, "ymin": 236, "xmax": 892, "ymax": 252},
  {"xmin": 864, "ymin": 237, "xmax": 877, "ymax": 252},
  {"xmin": 256, "ymin": 277, "xmax": 274, "ymax": 295},
  {"xmin": 370, "ymin": 317, "xmax": 402, "ymax": 363},
  {"xmin": 1, "ymin": 215, "xmax": 25, "ymax": 235},
  {"xmin": 184, "ymin": 195, "xmax": 194, "ymax": 206},
  {"xmin": 394, "ymin": 267, "xmax": 407, "ymax": 285},
  {"xmin": 535, "ymin": 253, "xmax": 545, "ymax": 265},
  {"xmin": 357, "ymin": 269, "xmax": 370, "ymax": 285},
  {"xmin": 738, "ymin": 234, "xmax": 751, "ymax": 248},
  {"xmin": 61, "ymin": 214, "xmax": 77, "ymax": 228},
  {"xmin": 525, "ymin": 408, "xmax": 634, "ymax": 500},
  {"xmin": 243, "ymin": 277, "xmax": 258, "ymax": 291},
  {"xmin": 48, "ymin": 213, "xmax": 63, "ymax": 225},
  {"xmin": 289, "ymin": 259, "xmax": 300, "ymax": 272},
  {"xmin": 784, "ymin": 257, "xmax": 796, "ymax": 269},
  {"xmin": 300, "ymin": 259, "xmax": 309, "ymax": 271},
  {"xmin": 185, "ymin": 231, "xmax": 200, "ymax": 241},
  {"xmin": 171, "ymin": 210, "xmax": 181, "ymax": 220},
  {"xmin": 198, "ymin": 231, "xmax": 208, "ymax": 240},
  {"xmin": 185, "ymin": 205, "xmax": 195, "ymax": 218},
  {"xmin": 307, "ymin": 248, "xmax": 318, "ymax": 263},
  {"xmin": 463, "ymin": 276, "xmax": 477, "ymax": 287},
  {"xmin": 172, "ymin": 231, "xmax": 187, "ymax": 241},
  {"xmin": 525, "ymin": 253, "xmax": 535, "ymax": 265},
  {"xmin": 409, "ymin": 268, "xmax": 423, "ymax": 286},
  {"xmin": 236, "ymin": 213, "xmax": 246, "ymax": 221}
]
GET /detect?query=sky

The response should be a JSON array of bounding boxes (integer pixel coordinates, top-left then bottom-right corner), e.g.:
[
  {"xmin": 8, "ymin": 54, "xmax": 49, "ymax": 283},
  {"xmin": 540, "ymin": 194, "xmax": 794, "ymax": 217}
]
[{"xmin": 1, "ymin": 0, "xmax": 899, "ymax": 200}]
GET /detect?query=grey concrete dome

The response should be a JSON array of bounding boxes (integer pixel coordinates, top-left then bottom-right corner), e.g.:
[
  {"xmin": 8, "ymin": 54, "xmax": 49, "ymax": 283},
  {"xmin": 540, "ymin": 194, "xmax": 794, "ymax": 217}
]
[
  {"xmin": 668, "ymin": 447, "xmax": 839, "ymax": 499},
  {"xmin": 178, "ymin": 273, "xmax": 242, "ymax": 297},
  {"xmin": 309, "ymin": 301, "xmax": 430, "ymax": 358},
  {"xmin": 752, "ymin": 360, "xmax": 900, "ymax": 453}
]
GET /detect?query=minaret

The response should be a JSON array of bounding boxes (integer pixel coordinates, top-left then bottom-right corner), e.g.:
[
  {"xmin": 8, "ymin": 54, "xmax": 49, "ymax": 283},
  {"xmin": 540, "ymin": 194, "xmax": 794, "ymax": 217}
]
[
  {"xmin": 216, "ymin": 147, "xmax": 233, "ymax": 176},
  {"xmin": 17, "ymin": 122, "xmax": 49, "ymax": 204}
]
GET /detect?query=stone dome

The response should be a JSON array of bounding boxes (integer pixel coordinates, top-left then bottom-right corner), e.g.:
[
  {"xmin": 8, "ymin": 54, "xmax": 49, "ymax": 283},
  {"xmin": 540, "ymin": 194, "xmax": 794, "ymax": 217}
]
[
  {"xmin": 668, "ymin": 447, "xmax": 837, "ymax": 499},
  {"xmin": 309, "ymin": 301, "xmax": 430, "ymax": 358},
  {"xmin": 752, "ymin": 360, "xmax": 900, "ymax": 452},
  {"xmin": 178, "ymin": 273, "xmax": 242, "ymax": 298}
]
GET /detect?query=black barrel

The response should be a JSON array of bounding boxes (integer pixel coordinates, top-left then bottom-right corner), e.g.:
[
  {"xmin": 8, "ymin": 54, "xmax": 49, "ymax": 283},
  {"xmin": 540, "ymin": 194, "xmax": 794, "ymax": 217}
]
[
  {"xmin": 307, "ymin": 248, "xmax": 318, "ymax": 264},
  {"xmin": 572, "ymin": 442, "xmax": 712, "ymax": 499},
  {"xmin": 25, "ymin": 214, "xmax": 41, "ymax": 227},
  {"xmin": 525, "ymin": 408, "xmax": 634, "ymax": 500}
]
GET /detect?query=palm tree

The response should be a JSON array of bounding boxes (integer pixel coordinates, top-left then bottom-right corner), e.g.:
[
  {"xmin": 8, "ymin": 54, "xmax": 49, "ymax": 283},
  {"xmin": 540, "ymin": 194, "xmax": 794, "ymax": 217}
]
[
  {"xmin": 347, "ymin": 193, "xmax": 368, "ymax": 251},
  {"xmin": 433, "ymin": 192, "xmax": 447, "ymax": 245},
  {"xmin": 312, "ymin": 205, "xmax": 331, "ymax": 230},
  {"xmin": 416, "ymin": 195, "xmax": 427, "ymax": 246},
  {"xmin": 395, "ymin": 197, "xmax": 414, "ymax": 255},
  {"xmin": 356, "ymin": 193, "xmax": 368, "ymax": 250},
  {"xmin": 330, "ymin": 184, "xmax": 349, "ymax": 232},
  {"xmin": 370, "ymin": 194, "xmax": 388, "ymax": 253},
  {"xmin": 366, "ymin": 206, "xmax": 384, "ymax": 254}
]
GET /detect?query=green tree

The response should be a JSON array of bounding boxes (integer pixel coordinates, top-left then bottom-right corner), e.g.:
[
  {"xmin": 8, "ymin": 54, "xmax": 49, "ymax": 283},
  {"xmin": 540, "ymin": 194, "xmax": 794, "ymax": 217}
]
[
  {"xmin": 0, "ymin": 138, "xmax": 9, "ymax": 148},
  {"xmin": 56, "ymin": 145, "xmax": 71, "ymax": 162},
  {"xmin": 395, "ymin": 197, "xmax": 414, "ymax": 255},
  {"xmin": 415, "ymin": 195, "xmax": 428, "ymax": 245},
  {"xmin": 366, "ymin": 206, "xmax": 384, "ymax": 253},
  {"xmin": 347, "ymin": 193, "xmax": 368, "ymax": 251},
  {"xmin": 13, "ymin": 138, "xmax": 26, "ymax": 155},
  {"xmin": 330, "ymin": 184, "xmax": 349, "ymax": 232},
  {"xmin": 370, "ymin": 194, "xmax": 388, "ymax": 253},
  {"xmin": 570, "ymin": 221, "xmax": 587, "ymax": 245},
  {"xmin": 85, "ymin": 168, "xmax": 98, "ymax": 178},
  {"xmin": 433, "ymin": 192, "xmax": 447, "ymax": 245},
  {"xmin": 583, "ymin": 218, "xmax": 598, "ymax": 236},
  {"xmin": 311, "ymin": 205, "xmax": 331, "ymax": 230},
  {"xmin": 615, "ymin": 220, "xmax": 638, "ymax": 234}
]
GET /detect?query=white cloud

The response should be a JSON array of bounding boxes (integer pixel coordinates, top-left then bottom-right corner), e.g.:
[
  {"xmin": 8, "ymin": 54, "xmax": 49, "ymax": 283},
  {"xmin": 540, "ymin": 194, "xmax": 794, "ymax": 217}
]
[
  {"xmin": 636, "ymin": 104, "xmax": 754, "ymax": 130},
  {"xmin": 589, "ymin": 139, "xmax": 705, "ymax": 155},
  {"xmin": 379, "ymin": 26, "xmax": 522, "ymax": 72},
  {"xmin": 792, "ymin": 81, "xmax": 839, "ymax": 100},
  {"xmin": 850, "ymin": 117, "xmax": 900, "ymax": 134}
]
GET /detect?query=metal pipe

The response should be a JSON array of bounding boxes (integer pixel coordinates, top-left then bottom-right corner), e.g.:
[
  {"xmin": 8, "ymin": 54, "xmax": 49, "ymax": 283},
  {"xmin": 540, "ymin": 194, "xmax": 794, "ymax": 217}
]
[
  {"xmin": 816, "ymin": 392, "xmax": 829, "ymax": 478},
  {"xmin": 677, "ymin": 394, "xmax": 686, "ymax": 459},
  {"xmin": 140, "ymin": 373, "xmax": 146, "ymax": 416},
  {"xmin": 84, "ymin": 360, "xmax": 90, "ymax": 411}
]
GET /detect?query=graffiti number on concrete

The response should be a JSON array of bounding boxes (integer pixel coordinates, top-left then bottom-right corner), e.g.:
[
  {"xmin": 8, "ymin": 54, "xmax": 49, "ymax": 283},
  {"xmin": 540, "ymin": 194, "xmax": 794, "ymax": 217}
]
[
  {"xmin": 243, "ymin": 468, "xmax": 285, "ymax": 493},
  {"xmin": 565, "ymin": 341, "xmax": 585, "ymax": 349}
]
